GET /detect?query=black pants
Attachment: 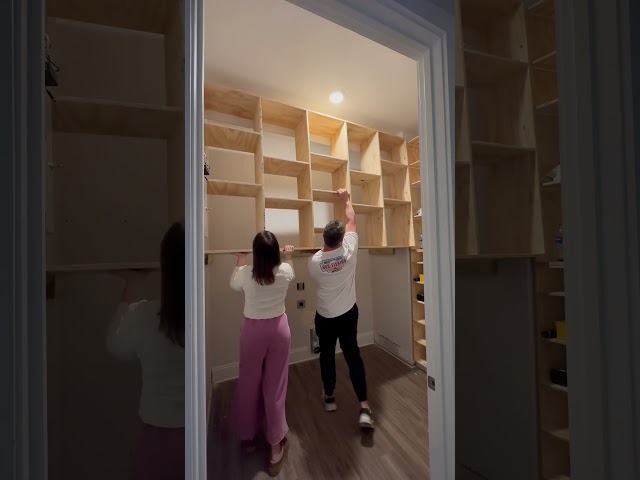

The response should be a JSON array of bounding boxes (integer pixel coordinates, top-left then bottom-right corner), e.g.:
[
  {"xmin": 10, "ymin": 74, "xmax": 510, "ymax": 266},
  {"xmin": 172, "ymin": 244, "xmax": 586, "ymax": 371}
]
[{"xmin": 315, "ymin": 304, "xmax": 368, "ymax": 402}]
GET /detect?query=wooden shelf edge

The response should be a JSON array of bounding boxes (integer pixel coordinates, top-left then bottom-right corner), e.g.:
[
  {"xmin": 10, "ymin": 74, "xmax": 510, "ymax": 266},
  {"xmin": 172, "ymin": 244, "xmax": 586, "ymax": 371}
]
[
  {"xmin": 47, "ymin": 262, "xmax": 159, "ymax": 273},
  {"xmin": 206, "ymin": 179, "xmax": 262, "ymax": 198}
]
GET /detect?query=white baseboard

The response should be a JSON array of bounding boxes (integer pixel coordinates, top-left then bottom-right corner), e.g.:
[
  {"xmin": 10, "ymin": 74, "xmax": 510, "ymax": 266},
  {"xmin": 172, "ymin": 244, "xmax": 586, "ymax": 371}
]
[{"xmin": 211, "ymin": 331, "xmax": 375, "ymax": 384}]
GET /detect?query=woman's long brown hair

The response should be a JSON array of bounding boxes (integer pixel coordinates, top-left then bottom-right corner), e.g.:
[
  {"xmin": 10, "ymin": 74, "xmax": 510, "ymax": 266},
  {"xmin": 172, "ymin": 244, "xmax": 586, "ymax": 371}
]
[
  {"xmin": 159, "ymin": 222, "xmax": 185, "ymax": 347},
  {"xmin": 252, "ymin": 231, "xmax": 281, "ymax": 286}
]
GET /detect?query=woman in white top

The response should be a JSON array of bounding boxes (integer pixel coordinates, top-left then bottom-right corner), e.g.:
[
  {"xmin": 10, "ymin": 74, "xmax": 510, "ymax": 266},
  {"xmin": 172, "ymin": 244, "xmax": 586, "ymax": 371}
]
[
  {"xmin": 230, "ymin": 231, "xmax": 295, "ymax": 477},
  {"xmin": 107, "ymin": 222, "xmax": 184, "ymax": 480}
]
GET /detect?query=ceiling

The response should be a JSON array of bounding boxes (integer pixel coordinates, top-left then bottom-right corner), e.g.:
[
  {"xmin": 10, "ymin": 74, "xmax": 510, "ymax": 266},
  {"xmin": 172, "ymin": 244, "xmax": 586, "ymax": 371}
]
[{"xmin": 204, "ymin": 0, "xmax": 418, "ymax": 138}]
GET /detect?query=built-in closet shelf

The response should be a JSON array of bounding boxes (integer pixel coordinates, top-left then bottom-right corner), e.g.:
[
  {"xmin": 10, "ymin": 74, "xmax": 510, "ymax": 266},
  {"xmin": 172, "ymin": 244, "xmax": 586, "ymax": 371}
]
[
  {"xmin": 384, "ymin": 198, "xmax": 411, "ymax": 208},
  {"xmin": 412, "ymin": 261, "xmax": 424, "ymax": 265},
  {"xmin": 549, "ymin": 291, "xmax": 566, "ymax": 297},
  {"xmin": 546, "ymin": 476, "xmax": 570, "ymax": 480},
  {"xmin": 46, "ymin": 262, "xmax": 159, "ymax": 274},
  {"xmin": 471, "ymin": 141, "xmax": 536, "ymax": 160},
  {"xmin": 206, "ymin": 179, "xmax": 262, "ymax": 198},
  {"xmin": 51, "ymin": 97, "xmax": 182, "ymax": 139},
  {"xmin": 414, "ymin": 300, "xmax": 425, "ymax": 306},
  {"xmin": 464, "ymin": 50, "xmax": 529, "ymax": 84},
  {"xmin": 310, "ymin": 153, "xmax": 348, "ymax": 173},
  {"xmin": 350, "ymin": 170, "xmax": 380, "ymax": 184},
  {"xmin": 411, "ymin": 181, "xmax": 421, "ymax": 188},
  {"xmin": 545, "ymin": 428, "xmax": 570, "ymax": 443},
  {"xmin": 352, "ymin": 204, "xmax": 383, "ymax": 215},
  {"xmin": 380, "ymin": 160, "xmax": 408, "ymax": 175},
  {"xmin": 205, "ymin": 247, "xmax": 318, "ymax": 256},
  {"xmin": 529, "ymin": 0, "xmax": 555, "ymax": 17},
  {"xmin": 264, "ymin": 157, "xmax": 310, "ymax": 177},
  {"xmin": 414, "ymin": 319, "xmax": 426, "ymax": 326},
  {"xmin": 542, "ymin": 338, "xmax": 567, "ymax": 346},
  {"xmin": 204, "ymin": 122, "xmax": 260, "ymax": 153},
  {"xmin": 460, "ymin": 0, "xmax": 522, "ymax": 17},
  {"xmin": 413, "ymin": 281, "xmax": 425, "ymax": 285},
  {"xmin": 532, "ymin": 51, "xmax": 557, "ymax": 71},
  {"xmin": 416, "ymin": 359, "xmax": 427, "ymax": 368},
  {"xmin": 47, "ymin": 0, "xmax": 174, "ymax": 33},
  {"xmin": 265, "ymin": 197, "xmax": 312, "ymax": 210},
  {"xmin": 543, "ymin": 382, "xmax": 568, "ymax": 394},
  {"xmin": 312, "ymin": 189, "xmax": 340, "ymax": 203},
  {"xmin": 549, "ymin": 261, "xmax": 564, "ymax": 269},
  {"xmin": 415, "ymin": 338, "xmax": 427, "ymax": 347},
  {"xmin": 536, "ymin": 99, "xmax": 559, "ymax": 116}
]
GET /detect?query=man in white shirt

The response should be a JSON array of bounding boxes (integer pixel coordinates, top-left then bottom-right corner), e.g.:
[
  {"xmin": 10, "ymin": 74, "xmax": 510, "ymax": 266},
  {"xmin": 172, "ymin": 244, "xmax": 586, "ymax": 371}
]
[{"xmin": 308, "ymin": 189, "xmax": 374, "ymax": 429}]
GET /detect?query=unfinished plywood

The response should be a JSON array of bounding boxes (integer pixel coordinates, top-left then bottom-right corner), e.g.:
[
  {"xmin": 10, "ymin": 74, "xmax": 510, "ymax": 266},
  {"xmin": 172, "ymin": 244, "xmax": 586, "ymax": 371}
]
[
  {"xmin": 308, "ymin": 112, "xmax": 349, "ymax": 160},
  {"xmin": 262, "ymin": 99, "xmax": 306, "ymax": 129},
  {"xmin": 47, "ymin": 0, "xmax": 172, "ymax": 33},
  {"xmin": 529, "ymin": 0, "xmax": 555, "ymax": 18},
  {"xmin": 295, "ymin": 112, "xmax": 311, "ymax": 163},
  {"xmin": 206, "ymin": 179, "xmax": 262, "ymax": 198},
  {"xmin": 536, "ymin": 99, "xmax": 559, "ymax": 117},
  {"xmin": 384, "ymin": 198, "xmax": 411, "ymax": 208},
  {"xmin": 352, "ymin": 204, "xmax": 383, "ymax": 215},
  {"xmin": 350, "ymin": 170, "xmax": 380, "ymax": 184},
  {"xmin": 464, "ymin": 50, "xmax": 529, "ymax": 84},
  {"xmin": 265, "ymin": 197, "xmax": 312, "ymax": 210},
  {"xmin": 312, "ymin": 189, "xmax": 340, "ymax": 203},
  {"xmin": 204, "ymin": 122, "xmax": 260, "ymax": 153},
  {"xmin": 381, "ymin": 160, "xmax": 408, "ymax": 176},
  {"xmin": 310, "ymin": 153, "xmax": 348, "ymax": 173},
  {"xmin": 472, "ymin": 141, "xmax": 536, "ymax": 159},
  {"xmin": 205, "ymin": 83, "xmax": 260, "ymax": 120},
  {"xmin": 346, "ymin": 123, "xmax": 377, "ymax": 145},
  {"xmin": 532, "ymin": 51, "xmax": 558, "ymax": 72},
  {"xmin": 47, "ymin": 262, "xmax": 159, "ymax": 273},
  {"xmin": 264, "ymin": 157, "xmax": 310, "ymax": 177},
  {"xmin": 52, "ymin": 97, "xmax": 181, "ymax": 138}
]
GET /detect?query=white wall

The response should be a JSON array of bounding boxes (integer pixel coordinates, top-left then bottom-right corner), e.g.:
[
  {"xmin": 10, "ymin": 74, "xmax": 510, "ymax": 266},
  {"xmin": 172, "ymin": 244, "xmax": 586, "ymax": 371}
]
[{"xmin": 46, "ymin": 19, "xmax": 168, "ymax": 480}]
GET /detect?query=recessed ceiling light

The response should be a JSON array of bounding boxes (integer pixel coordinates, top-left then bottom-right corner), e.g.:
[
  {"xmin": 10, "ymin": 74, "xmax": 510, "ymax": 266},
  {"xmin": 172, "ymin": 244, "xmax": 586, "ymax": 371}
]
[{"xmin": 329, "ymin": 90, "xmax": 345, "ymax": 104}]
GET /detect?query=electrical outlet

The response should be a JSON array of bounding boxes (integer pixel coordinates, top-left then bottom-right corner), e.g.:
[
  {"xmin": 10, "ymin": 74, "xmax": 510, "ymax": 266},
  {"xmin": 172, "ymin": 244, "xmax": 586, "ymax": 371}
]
[
  {"xmin": 297, "ymin": 282, "xmax": 305, "ymax": 291},
  {"xmin": 297, "ymin": 300, "xmax": 305, "ymax": 309}
]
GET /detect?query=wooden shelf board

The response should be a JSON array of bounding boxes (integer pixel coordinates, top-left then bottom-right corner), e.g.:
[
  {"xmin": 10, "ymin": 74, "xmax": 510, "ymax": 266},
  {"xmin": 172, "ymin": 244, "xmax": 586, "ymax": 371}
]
[
  {"xmin": 52, "ymin": 97, "xmax": 181, "ymax": 139},
  {"xmin": 456, "ymin": 253, "xmax": 538, "ymax": 259},
  {"xmin": 460, "ymin": 0, "xmax": 522, "ymax": 17},
  {"xmin": 347, "ymin": 123, "xmax": 377, "ymax": 144},
  {"xmin": 542, "ymin": 338, "xmax": 567, "ymax": 346},
  {"xmin": 206, "ymin": 179, "xmax": 262, "ymax": 198},
  {"xmin": 264, "ymin": 157, "xmax": 309, "ymax": 177},
  {"xmin": 47, "ymin": 0, "xmax": 172, "ymax": 33},
  {"xmin": 379, "ymin": 132, "xmax": 406, "ymax": 151},
  {"xmin": 265, "ymin": 197, "xmax": 312, "ymax": 210},
  {"xmin": 536, "ymin": 98, "xmax": 559, "ymax": 116},
  {"xmin": 549, "ymin": 261, "xmax": 565, "ymax": 269},
  {"xmin": 533, "ymin": 51, "xmax": 558, "ymax": 71},
  {"xmin": 472, "ymin": 141, "xmax": 536, "ymax": 160},
  {"xmin": 416, "ymin": 358, "xmax": 427, "ymax": 369},
  {"xmin": 543, "ymin": 382, "xmax": 568, "ymax": 394},
  {"xmin": 310, "ymin": 153, "xmax": 348, "ymax": 173},
  {"xmin": 352, "ymin": 204, "xmax": 383, "ymax": 215},
  {"xmin": 204, "ymin": 84, "xmax": 259, "ymax": 120},
  {"xmin": 413, "ymin": 281, "xmax": 425, "ymax": 285},
  {"xmin": 408, "ymin": 136, "xmax": 420, "ymax": 147},
  {"xmin": 546, "ymin": 476, "xmax": 570, "ymax": 480},
  {"xmin": 549, "ymin": 291, "xmax": 566, "ymax": 297},
  {"xmin": 314, "ymin": 227, "xmax": 325, "ymax": 234},
  {"xmin": 543, "ymin": 181, "xmax": 562, "ymax": 190},
  {"xmin": 409, "ymin": 160, "xmax": 421, "ymax": 168},
  {"xmin": 412, "ymin": 261, "xmax": 424, "ymax": 265},
  {"xmin": 381, "ymin": 160, "xmax": 408, "ymax": 175},
  {"xmin": 414, "ymin": 319, "xmax": 426, "ymax": 326},
  {"xmin": 414, "ymin": 299, "xmax": 425, "ymax": 305},
  {"xmin": 384, "ymin": 198, "xmax": 411, "ymax": 208},
  {"xmin": 545, "ymin": 428, "xmax": 570, "ymax": 443},
  {"xmin": 47, "ymin": 262, "xmax": 159, "ymax": 273},
  {"xmin": 312, "ymin": 189, "xmax": 339, "ymax": 203},
  {"xmin": 204, "ymin": 122, "xmax": 260, "ymax": 153},
  {"xmin": 411, "ymin": 180, "xmax": 421, "ymax": 188},
  {"xmin": 262, "ymin": 99, "xmax": 306, "ymax": 129},
  {"xmin": 415, "ymin": 338, "xmax": 427, "ymax": 347},
  {"xmin": 464, "ymin": 50, "xmax": 529, "ymax": 84},
  {"xmin": 308, "ymin": 111, "xmax": 345, "ymax": 137},
  {"xmin": 205, "ymin": 247, "xmax": 319, "ymax": 256},
  {"xmin": 529, "ymin": 0, "xmax": 555, "ymax": 17},
  {"xmin": 350, "ymin": 170, "xmax": 380, "ymax": 184}
]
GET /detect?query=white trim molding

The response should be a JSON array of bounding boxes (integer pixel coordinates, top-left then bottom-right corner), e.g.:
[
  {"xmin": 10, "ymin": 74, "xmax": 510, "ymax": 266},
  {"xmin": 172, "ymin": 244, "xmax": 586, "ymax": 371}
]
[
  {"xmin": 283, "ymin": 1, "xmax": 456, "ymax": 478},
  {"xmin": 557, "ymin": 0, "xmax": 640, "ymax": 478},
  {"xmin": 2, "ymin": 0, "xmax": 47, "ymax": 478}
]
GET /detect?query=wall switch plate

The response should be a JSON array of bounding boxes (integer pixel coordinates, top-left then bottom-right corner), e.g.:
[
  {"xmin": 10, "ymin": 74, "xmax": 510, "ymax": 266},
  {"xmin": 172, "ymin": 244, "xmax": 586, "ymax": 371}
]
[{"xmin": 297, "ymin": 300, "xmax": 305, "ymax": 309}]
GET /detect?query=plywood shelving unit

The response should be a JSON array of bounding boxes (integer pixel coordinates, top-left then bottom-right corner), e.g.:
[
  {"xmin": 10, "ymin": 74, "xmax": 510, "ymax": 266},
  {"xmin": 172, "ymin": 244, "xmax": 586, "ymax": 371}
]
[
  {"xmin": 204, "ymin": 83, "xmax": 416, "ymax": 254},
  {"xmin": 46, "ymin": 0, "xmax": 184, "ymax": 273},
  {"xmin": 526, "ymin": 1, "xmax": 571, "ymax": 479}
]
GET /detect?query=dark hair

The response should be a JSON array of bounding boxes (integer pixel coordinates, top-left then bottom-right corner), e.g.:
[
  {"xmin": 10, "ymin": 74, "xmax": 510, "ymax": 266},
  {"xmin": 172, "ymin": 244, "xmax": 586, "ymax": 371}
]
[
  {"xmin": 323, "ymin": 221, "xmax": 345, "ymax": 248},
  {"xmin": 252, "ymin": 231, "xmax": 281, "ymax": 286},
  {"xmin": 159, "ymin": 221, "xmax": 185, "ymax": 348}
]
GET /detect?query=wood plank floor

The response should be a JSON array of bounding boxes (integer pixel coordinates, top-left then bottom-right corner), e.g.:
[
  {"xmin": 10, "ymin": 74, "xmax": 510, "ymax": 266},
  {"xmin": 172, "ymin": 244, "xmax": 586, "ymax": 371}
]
[{"xmin": 207, "ymin": 345, "xmax": 429, "ymax": 479}]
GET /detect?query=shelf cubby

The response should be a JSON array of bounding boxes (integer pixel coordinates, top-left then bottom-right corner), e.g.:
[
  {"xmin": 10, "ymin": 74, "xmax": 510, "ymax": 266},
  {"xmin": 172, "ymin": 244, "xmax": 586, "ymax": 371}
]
[
  {"xmin": 51, "ymin": 97, "xmax": 182, "ymax": 139},
  {"xmin": 206, "ymin": 179, "xmax": 262, "ymax": 198},
  {"xmin": 308, "ymin": 112, "xmax": 349, "ymax": 160},
  {"xmin": 204, "ymin": 122, "xmax": 261, "ymax": 154},
  {"xmin": 460, "ymin": 1, "xmax": 528, "ymax": 62},
  {"xmin": 473, "ymin": 152, "xmax": 543, "ymax": 255}
]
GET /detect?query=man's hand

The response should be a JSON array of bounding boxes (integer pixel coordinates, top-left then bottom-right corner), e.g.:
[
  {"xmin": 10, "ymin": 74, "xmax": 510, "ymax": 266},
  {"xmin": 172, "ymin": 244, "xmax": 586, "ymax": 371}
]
[
  {"xmin": 282, "ymin": 245, "xmax": 295, "ymax": 261},
  {"xmin": 337, "ymin": 188, "xmax": 351, "ymax": 202}
]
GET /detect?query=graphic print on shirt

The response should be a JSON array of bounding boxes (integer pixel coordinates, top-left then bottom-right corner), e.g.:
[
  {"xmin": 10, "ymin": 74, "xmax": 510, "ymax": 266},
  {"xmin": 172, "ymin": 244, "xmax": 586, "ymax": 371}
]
[{"xmin": 320, "ymin": 255, "xmax": 347, "ymax": 273}]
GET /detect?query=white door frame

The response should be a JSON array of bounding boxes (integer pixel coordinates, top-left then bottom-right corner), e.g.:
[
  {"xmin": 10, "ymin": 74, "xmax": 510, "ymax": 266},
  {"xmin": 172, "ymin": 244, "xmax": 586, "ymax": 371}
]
[{"xmin": 284, "ymin": 2, "xmax": 456, "ymax": 477}]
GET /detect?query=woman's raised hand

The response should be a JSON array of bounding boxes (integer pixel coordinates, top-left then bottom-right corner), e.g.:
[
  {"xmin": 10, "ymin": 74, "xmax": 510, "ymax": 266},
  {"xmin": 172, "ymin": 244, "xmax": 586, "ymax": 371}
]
[{"xmin": 283, "ymin": 245, "xmax": 295, "ymax": 260}]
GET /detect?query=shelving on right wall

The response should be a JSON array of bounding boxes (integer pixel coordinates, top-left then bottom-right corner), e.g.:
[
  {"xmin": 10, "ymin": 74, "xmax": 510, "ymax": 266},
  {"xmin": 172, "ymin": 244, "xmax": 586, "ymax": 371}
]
[{"xmin": 526, "ymin": 0, "xmax": 570, "ymax": 479}]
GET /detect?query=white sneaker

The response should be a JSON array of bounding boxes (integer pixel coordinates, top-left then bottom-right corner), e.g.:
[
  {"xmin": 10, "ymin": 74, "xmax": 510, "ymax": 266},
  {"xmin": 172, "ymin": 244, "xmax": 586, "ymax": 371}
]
[
  {"xmin": 359, "ymin": 408, "xmax": 374, "ymax": 429},
  {"xmin": 322, "ymin": 391, "xmax": 337, "ymax": 412}
]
